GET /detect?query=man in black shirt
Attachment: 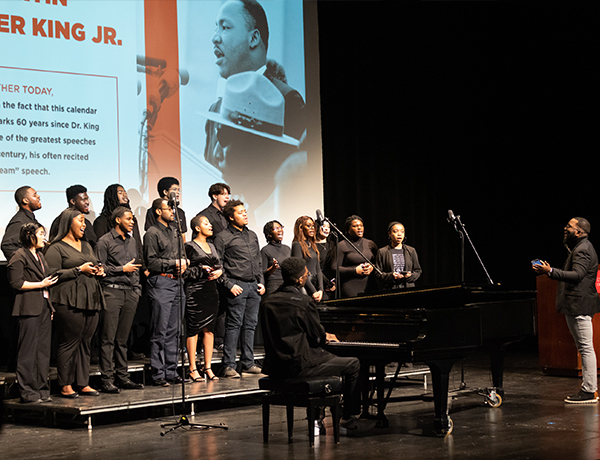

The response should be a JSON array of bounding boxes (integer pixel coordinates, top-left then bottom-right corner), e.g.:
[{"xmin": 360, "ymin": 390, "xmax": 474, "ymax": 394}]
[
  {"xmin": 197, "ymin": 182, "xmax": 230, "ymax": 241},
  {"xmin": 144, "ymin": 177, "xmax": 187, "ymax": 240},
  {"xmin": 197, "ymin": 182, "xmax": 231, "ymax": 349},
  {"xmin": 144, "ymin": 198, "xmax": 188, "ymax": 386},
  {"xmin": 96, "ymin": 207, "xmax": 144, "ymax": 393},
  {"xmin": 261, "ymin": 257, "xmax": 375, "ymax": 436},
  {"xmin": 214, "ymin": 199, "xmax": 265, "ymax": 378},
  {"xmin": 2, "ymin": 186, "xmax": 42, "ymax": 261},
  {"xmin": 49, "ymin": 184, "xmax": 97, "ymax": 249}
]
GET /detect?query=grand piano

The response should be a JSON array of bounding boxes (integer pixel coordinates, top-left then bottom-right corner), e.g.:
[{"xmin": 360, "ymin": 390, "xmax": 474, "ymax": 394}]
[{"xmin": 319, "ymin": 284, "xmax": 536, "ymax": 435}]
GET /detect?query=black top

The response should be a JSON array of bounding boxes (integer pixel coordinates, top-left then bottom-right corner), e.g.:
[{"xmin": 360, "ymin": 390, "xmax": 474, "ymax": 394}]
[
  {"xmin": 291, "ymin": 241, "xmax": 323, "ymax": 295},
  {"xmin": 49, "ymin": 213, "xmax": 97, "ymax": 249},
  {"xmin": 45, "ymin": 240, "xmax": 105, "ymax": 311},
  {"xmin": 144, "ymin": 206, "xmax": 187, "ymax": 234},
  {"xmin": 261, "ymin": 241, "xmax": 291, "ymax": 294},
  {"xmin": 143, "ymin": 222, "xmax": 183, "ymax": 276},
  {"xmin": 332, "ymin": 237, "xmax": 378, "ymax": 298},
  {"xmin": 261, "ymin": 284, "xmax": 335, "ymax": 378},
  {"xmin": 213, "ymin": 224, "xmax": 264, "ymax": 290},
  {"xmin": 1, "ymin": 208, "xmax": 39, "ymax": 261},
  {"xmin": 96, "ymin": 228, "xmax": 141, "ymax": 295},
  {"xmin": 94, "ymin": 214, "xmax": 146, "ymax": 272},
  {"xmin": 197, "ymin": 204, "xmax": 228, "ymax": 241}
]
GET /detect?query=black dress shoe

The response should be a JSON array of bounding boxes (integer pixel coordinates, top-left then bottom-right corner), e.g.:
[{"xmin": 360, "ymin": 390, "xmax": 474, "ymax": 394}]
[
  {"xmin": 167, "ymin": 375, "xmax": 183, "ymax": 385},
  {"xmin": 79, "ymin": 389, "xmax": 100, "ymax": 396},
  {"xmin": 152, "ymin": 378, "xmax": 170, "ymax": 387},
  {"xmin": 101, "ymin": 383, "xmax": 121, "ymax": 394},
  {"xmin": 118, "ymin": 380, "xmax": 144, "ymax": 390},
  {"xmin": 41, "ymin": 396, "xmax": 53, "ymax": 403},
  {"xmin": 20, "ymin": 398, "xmax": 42, "ymax": 404},
  {"xmin": 60, "ymin": 392, "xmax": 79, "ymax": 399}
]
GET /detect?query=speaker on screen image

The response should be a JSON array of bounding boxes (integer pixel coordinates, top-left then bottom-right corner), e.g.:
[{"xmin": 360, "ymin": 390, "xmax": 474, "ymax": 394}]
[{"xmin": 177, "ymin": 0, "xmax": 310, "ymax": 232}]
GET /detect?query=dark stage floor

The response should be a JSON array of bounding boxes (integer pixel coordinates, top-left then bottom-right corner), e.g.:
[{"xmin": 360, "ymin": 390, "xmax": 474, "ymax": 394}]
[{"xmin": 1, "ymin": 349, "xmax": 599, "ymax": 460}]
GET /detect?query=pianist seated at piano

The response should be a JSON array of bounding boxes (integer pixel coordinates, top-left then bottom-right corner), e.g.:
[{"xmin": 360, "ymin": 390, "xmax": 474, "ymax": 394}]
[
  {"xmin": 261, "ymin": 257, "xmax": 376, "ymax": 435},
  {"xmin": 375, "ymin": 221, "xmax": 422, "ymax": 290},
  {"xmin": 331, "ymin": 215, "xmax": 378, "ymax": 298}
]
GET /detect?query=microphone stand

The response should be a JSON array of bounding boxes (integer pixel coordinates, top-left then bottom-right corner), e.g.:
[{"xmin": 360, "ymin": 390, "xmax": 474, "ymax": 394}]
[
  {"xmin": 318, "ymin": 211, "xmax": 382, "ymax": 299},
  {"xmin": 160, "ymin": 199, "xmax": 228, "ymax": 435},
  {"xmin": 447, "ymin": 211, "xmax": 493, "ymax": 285}
]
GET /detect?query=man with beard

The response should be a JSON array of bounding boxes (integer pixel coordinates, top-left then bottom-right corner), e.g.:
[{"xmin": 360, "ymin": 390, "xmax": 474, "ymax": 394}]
[
  {"xmin": 96, "ymin": 207, "xmax": 144, "ymax": 393},
  {"xmin": 144, "ymin": 198, "xmax": 188, "ymax": 386},
  {"xmin": 49, "ymin": 184, "xmax": 97, "ymax": 249},
  {"xmin": 2, "ymin": 186, "xmax": 43, "ymax": 261},
  {"xmin": 533, "ymin": 217, "xmax": 600, "ymax": 404}
]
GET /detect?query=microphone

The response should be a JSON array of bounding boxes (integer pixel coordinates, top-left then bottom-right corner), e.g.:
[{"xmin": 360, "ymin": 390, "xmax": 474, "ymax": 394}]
[
  {"xmin": 168, "ymin": 191, "xmax": 179, "ymax": 207},
  {"xmin": 447, "ymin": 210, "xmax": 459, "ymax": 232},
  {"xmin": 316, "ymin": 209, "xmax": 325, "ymax": 223}
]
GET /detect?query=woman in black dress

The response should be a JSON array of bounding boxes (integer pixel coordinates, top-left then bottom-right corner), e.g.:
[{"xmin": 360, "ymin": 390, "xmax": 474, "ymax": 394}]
[
  {"xmin": 184, "ymin": 215, "xmax": 222, "ymax": 381},
  {"xmin": 261, "ymin": 220, "xmax": 290, "ymax": 295},
  {"xmin": 316, "ymin": 220, "xmax": 336, "ymax": 300},
  {"xmin": 8, "ymin": 223, "xmax": 58, "ymax": 403},
  {"xmin": 45, "ymin": 209, "xmax": 105, "ymax": 398},
  {"xmin": 376, "ymin": 221, "xmax": 422, "ymax": 290},
  {"xmin": 292, "ymin": 216, "xmax": 323, "ymax": 302},
  {"xmin": 331, "ymin": 215, "xmax": 378, "ymax": 298}
]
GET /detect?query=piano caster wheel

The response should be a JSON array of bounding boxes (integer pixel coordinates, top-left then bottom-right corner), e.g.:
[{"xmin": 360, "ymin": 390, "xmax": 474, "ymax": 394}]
[{"xmin": 484, "ymin": 390, "xmax": 503, "ymax": 408}]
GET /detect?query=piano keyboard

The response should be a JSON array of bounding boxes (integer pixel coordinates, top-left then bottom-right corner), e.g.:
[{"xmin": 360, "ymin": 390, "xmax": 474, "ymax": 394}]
[{"xmin": 327, "ymin": 341, "xmax": 401, "ymax": 348}]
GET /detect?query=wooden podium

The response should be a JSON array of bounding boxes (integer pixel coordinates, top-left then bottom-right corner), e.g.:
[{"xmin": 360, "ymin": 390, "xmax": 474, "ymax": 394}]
[{"xmin": 537, "ymin": 269, "xmax": 600, "ymax": 376}]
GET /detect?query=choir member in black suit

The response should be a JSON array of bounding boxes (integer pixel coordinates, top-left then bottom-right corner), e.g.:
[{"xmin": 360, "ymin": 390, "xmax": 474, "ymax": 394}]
[
  {"xmin": 184, "ymin": 215, "xmax": 223, "ymax": 382},
  {"xmin": 2, "ymin": 186, "xmax": 42, "ymax": 261},
  {"xmin": 260, "ymin": 220, "xmax": 290, "ymax": 295},
  {"xmin": 331, "ymin": 215, "xmax": 378, "ymax": 298},
  {"xmin": 196, "ymin": 183, "xmax": 231, "ymax": 241},
  {"xmin": 376, "ymin": 222, "xmax": 422, "ymax": 290},
  {"xmin": 8, "ymin": 223, "xmax": 58, "ymax": 403},
  {"xmin": 45, "ymin": 209, "xmax": 106, "ymax": 398}
]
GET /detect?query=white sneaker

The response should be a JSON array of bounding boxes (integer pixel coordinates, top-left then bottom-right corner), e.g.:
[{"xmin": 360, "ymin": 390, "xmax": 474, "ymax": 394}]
[{"xmin": 340, "ymin": 416, "xmax": 376, "ymax": 436}]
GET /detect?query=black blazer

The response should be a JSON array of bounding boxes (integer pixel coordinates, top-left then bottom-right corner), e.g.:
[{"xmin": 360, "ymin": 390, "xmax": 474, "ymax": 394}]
[
  {"xmin": 375, "ymin": 244, "xmax": 422, "ymax": 290},
  {"xmin": 8, "ymin": 247, "xmax": 54, "ymax": 316},
  {"xmin": 549, "ymin": 236, "xmax": 600, "ymax": 317}
]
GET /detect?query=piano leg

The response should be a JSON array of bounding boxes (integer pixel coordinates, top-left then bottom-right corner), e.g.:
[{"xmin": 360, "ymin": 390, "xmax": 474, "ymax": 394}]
[{"xmin": 425, "ymin": 358, "xmax": 460, "ymax": 436}]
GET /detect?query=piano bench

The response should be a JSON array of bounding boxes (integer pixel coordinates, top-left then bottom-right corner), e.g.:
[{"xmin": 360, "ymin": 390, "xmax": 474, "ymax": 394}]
[{"xmin": 259, "ymin": 376, "xmax": 343, "ymax": 447}]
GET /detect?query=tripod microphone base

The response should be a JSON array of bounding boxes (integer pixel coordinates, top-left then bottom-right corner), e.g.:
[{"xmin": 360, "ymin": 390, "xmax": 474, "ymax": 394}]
[{"xmin": 160, "ymin": 414, "xmax": 228, "ymax": 436}]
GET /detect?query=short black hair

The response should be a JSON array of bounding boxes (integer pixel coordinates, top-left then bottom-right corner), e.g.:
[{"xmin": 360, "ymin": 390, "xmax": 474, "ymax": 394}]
[
  {"xmin": 223, "ymin": 199, "xmax": 244, "ymax": 222},
  {"xmin": 263, "ymin": 220, "xmax": 282, "ymax": 242},
  {"xmin": 157, "ymin": 177, "xmax": 179, "ymax": 198},
  {"xmin": 19, "ymin": 222, "xmax": 44, "ymax": 249},
  {"xmin": 66, "ymin": 184, "xmax": 87, "ymax": 204},
  {"xmin": 344, "ymin": 215, "xmax": 363, "ymax": 234},
  {"xmin": 208, "ymin": 182, "xmax": 231, "ymax": 200},
  {"xmin": 111, "ymin": 206, "xmax": 132, "ymax": 227},
  {"xmin": 281, "ymin": 257, "xmax": 306, "ymax": 285},
  {"xmin": 239, "ymin": 0, "xmax": 269, "ymax": 50},
  {"xmin": 14, "ymin": 186, "xmax": 32, "ymax": 207},
  {"xmin": 152, "ymin": 198, "xmax": 167, "ymax": 217},
  {"xmin": 574, "ymin": 217, "xmax": 591, "ymax": 234}
]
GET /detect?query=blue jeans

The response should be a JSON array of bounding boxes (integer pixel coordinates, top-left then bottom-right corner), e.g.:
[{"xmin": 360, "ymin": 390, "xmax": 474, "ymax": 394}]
[
  {"xmin": 148, "ymin": 275, "xmax": 184, "ymax": 381},
  {"xmin": 223, "ymin": 279, "xmax": 260, "ymax": 370},
  {"xmin": 565, "ymin": 314, "xmax": 598, "ymax": 393}
]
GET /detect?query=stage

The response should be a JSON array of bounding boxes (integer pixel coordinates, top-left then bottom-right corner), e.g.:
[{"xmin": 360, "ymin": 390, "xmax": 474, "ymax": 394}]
[{"xmin": 1, "ymin": 348, "xmax": 598, "ymax": 460}]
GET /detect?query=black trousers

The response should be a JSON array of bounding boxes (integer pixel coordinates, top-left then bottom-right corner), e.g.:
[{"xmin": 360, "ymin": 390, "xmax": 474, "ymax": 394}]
[
  {"xmin": 100, "ymin": 288, "xmax": 139, "ymax": 385},
  {"xmin": 16, "ymin": 306, "xmax": 52, "ymax": 402},
  {"xmin": 54, "ymin": 304, "xmax": 99, "ymax": 388},
  {"xmin": 298, "ymin": 356, "xmax": 361, "ymax": 419}
]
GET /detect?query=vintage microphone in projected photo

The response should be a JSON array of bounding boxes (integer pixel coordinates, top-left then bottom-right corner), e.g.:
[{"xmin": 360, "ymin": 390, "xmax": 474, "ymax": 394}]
[
  {"xmin": 136, "ymin": 55, "xmax": 189, "ymax": 197},
  {"xmin": 447, "ymin": 210, "xmax": 493, "ymax": 285}
]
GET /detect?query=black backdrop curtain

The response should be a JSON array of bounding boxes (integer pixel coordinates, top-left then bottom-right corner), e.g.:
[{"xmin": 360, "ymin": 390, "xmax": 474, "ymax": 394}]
[{"xmin": 317, "ymin": 1, "xmax": 599, "ymax": 290}]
